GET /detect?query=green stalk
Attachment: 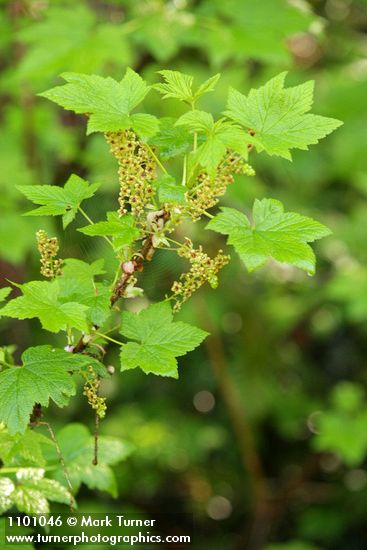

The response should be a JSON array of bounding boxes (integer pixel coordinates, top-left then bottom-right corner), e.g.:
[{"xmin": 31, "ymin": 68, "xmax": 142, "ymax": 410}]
[
  {"xmin": 94, "ymin": 331, "xmax": 125, "ymax": 347},
  {"xmin": 182, "ymin": 155, "xmax": 187, "ymax": 186},
  {"xmin": 0, "ymin": 360, "xmax": 16, "ymax": 369},
  {"xmin": 78, "ymin": 207, "xmax": 114, "ymax": 247},
  {"xmin": 146, "ymin": 144, "xmax": 168, "ymax": 174}
]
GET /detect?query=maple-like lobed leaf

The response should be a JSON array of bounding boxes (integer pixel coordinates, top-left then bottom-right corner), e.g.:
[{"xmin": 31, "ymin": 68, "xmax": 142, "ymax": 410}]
[
  {"xmin": 39, "ymin": 68, "xmax": 158, "ymax": 138},
  {"xmin": 57, "ymin": 258, "xmax": 111, "ymax": 329},
  {"xmin": 176, "ymin": 111, "xmax": 249, "ymax": 175},
  {"xmin": 0, "ymin": 428, "xmax": 52, "ymax": 467},
  {"xmin": 0, "ymin": 468, "xmax": 73, "ymax": 515},
  {"xmin": 0, "ymin": 280, "xmax": 89, "ymax": 333},
  {"xmin": 120, "ymin": 302, "xmax": 208, "ymax": 378},
  {"xmin": 154, "ymin": 70, "xmax": 221, "ymax": 104},
  {"xmin": 0, "ymin": 346, "xmax": 104, "ymax": 434},
  {"xmin": 225, "ymin": 72, "xmax": 343, "ymax": 159},
  {"xmin": 154, "ymin": 70, "xmax": 194, "ymax": 102},
  {"xmin": 176, "ymin": 110, "xmax": 215, "ymax": 133},
  {"xmin": 17, "ymin": 174, "xmax": 100, "ymax": 228},
  {"xmin": 78, "ymin": 212, "xmax": 140, "ymax": 250},
  {"xmin": 195, "ymin": 73, "xmax": 221, "ymax": 98},
  {"xmin": 207, "ymin": 198, "xmax": 331, "ymax": 275}
]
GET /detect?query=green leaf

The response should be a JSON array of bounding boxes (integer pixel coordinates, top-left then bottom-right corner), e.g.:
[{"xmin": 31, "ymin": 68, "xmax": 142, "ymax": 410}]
[
  {"xmin": 154, "ymin": 70, "xmax": 194, "ymax": 103},
  {"xmin": 206, "ymin": 199, "xmax": 331, "ymax": 275},
  {"xmin": 62, "ymin": 258, "xmax": 105, "ymax": 280},
  {"xmin": 17, "ymin": 174, "xmax": 100, "ymax": 228},
  {"xmin": 73, "ymin": 463, "xmax": 118, "ymax": 497},
  {"xmin": 42, "ymin": 424, "xmax": 133, "ymax": 496},
  {"xmin": 313, "ymin": 383, "xmax": 367, "ymax": 467},
  {"xmin": 195, "ymin": 74, "xmax": 221, "ymax": 99},
  {"xmin": 84, "ymin": 284, "xmax": 111, "ymax": 328},
  {"xmin": 154, "ymin": 71, "xmax": 221, "ymax": 104},
  {"xmin": 0, "ymin": 280, "xmax": 89, "ymax": 333},
  {"xmin": 57, "ymin": 259, "xmax": 111, "ymax": 327},
  {"xmin": 0, "ymin": 346, "xmax": 101, "ymax": 434},
  {"xmin": 149, "ymin": 117, "xmax": 192, "ymax": 160},
  {"xmin": 176, "ymin": 112, "xmax": 248, "ymax": 175},
  {"xmin": 129, "ymin": 113, "xmax": 160, "ymax": 140},
  {"xmin": 12, "ymin": 485, "xmax": 50, "ymax": 515},
  {"xmin": 156, "ymin": 175, "xmax": 186, "ymax": 204},
  {"xmin": 0, "ymin": 428, "xmax": 52, "ymax": 467},
  {"xmin": 0, "ymin": 468, "xmax": 73, "ymax": 514},
  {"xmin": 0, "ymin": 288, "xmax": 11, "ymax": 303},
  {"xmin": 225, "ymin": 72, "xmax": 343, "ymax": 160},
  {"xmin": 0, "ymin": 478, "xmax": 14, "ymax": 514},
  {"xmin": 78, "ymin": 212, "xmax": 139, "ymax": 250},
  {"xmin": 120, "ymin": 302, "xmax": 208, "ymax": 378},
  {"xmin": 28, "ymin": 476, "xmax": 72, "ymax": 505},
  {"xmin": 176, "ymin": 110, "xmax": 215, "ymax": 133},
  {"xmin": 39, "ymin": 68, "xmax": 158, "ymax": 138}
]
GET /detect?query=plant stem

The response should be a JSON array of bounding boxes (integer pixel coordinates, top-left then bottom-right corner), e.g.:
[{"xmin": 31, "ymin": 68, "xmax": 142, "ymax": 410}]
[
  {"xmin": 94, "ymin": 331, "xmax": 125, "ymax": 346},
  {"xmin": 146, "ymin": 144, "xmax": 168, "ymax": 174},
  {"xmin": 166, "ymin": 236, "xmax": 184, "ymax": 247},
  {"xmin": 73, "ymin": 211, "xmax": 170, "ymax": 352},
  {"xmin": 78, "ymin": 207, "xmax": 114, "ymax": 247},
  {"xmin": 110, "ymin": 263, "xmax": 122, "ymax": 291},
  {"xmin": 104, "ymin": 324, "xmax": 122, "ymax": 335},
  {"xmin": 0, "ymin": 360, "xmax": 16, "ymax": 369},
  {"xmin": 187, "ymin": 179, "xmax": 206, "ymax": 196},
  {"xmin": 78, "ymin": 206, "xmax": 95, "ymax": 225},
  {"xmin": 93, "ymin": 412, "xmax": 100, "ymax": 466},
  {"xmin": 37, "ymin": 421, "xmax": 75, "ymax": 511},
  {"xmin": 182, "ymin": 155, "xmax": 187, "ymax": 186},
  {"xmin": 191, "ymin": 101, "xmax": 198, "ymax": 152}
]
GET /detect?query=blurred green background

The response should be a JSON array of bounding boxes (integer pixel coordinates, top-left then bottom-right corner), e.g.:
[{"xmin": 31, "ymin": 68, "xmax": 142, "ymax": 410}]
[{"xmin": 1, "ymin": 0, "xmax": 367, "ymax": 548}]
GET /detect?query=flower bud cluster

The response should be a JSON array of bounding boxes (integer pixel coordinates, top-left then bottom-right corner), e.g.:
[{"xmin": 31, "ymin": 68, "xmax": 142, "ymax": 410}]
[
  {"xmin": 36, "ymin": 230, "xmax": 63, "ymax": 278},
  {"xmin": 105, "ymin": 130, "xmax": 156, "ymax": 217},
  {"xmin": 83, "ymin": 367, "xmax": 107, "ymax": 419},
  {"xmin": 187, "ymin": 152, "xmax": 255, "ymax": 220},
  {"xmin": 171, "ymin": 238, "xmax": 230, "ymax": 311}
]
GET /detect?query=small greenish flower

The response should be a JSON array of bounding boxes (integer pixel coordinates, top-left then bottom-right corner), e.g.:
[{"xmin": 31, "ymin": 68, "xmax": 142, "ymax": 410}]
[
  {"xmin": 36, "ymin": 230, "xmax": 63, "ymax": 278},
  {"xmin": 105, "ymin": 130, "xmax": 156, "ymax": 218},
  {"xmin": 171, "ymin": 238, "xmax": 230, "ymax": 311}
]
